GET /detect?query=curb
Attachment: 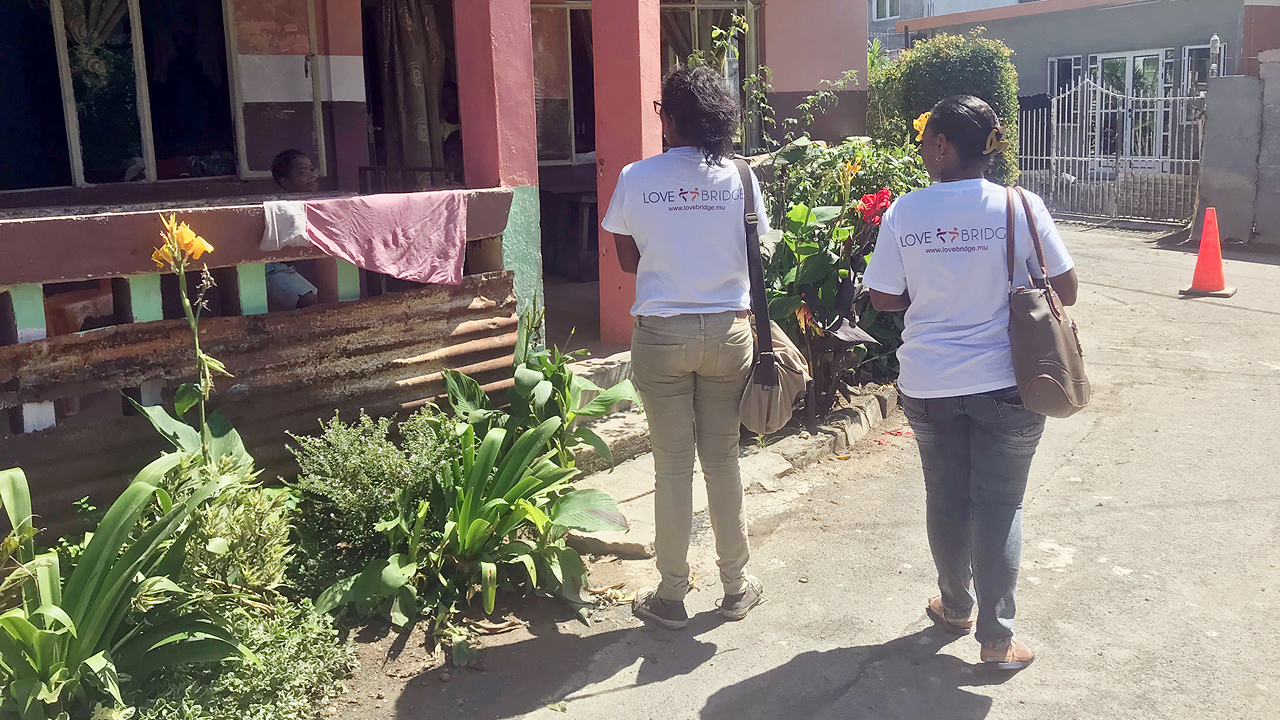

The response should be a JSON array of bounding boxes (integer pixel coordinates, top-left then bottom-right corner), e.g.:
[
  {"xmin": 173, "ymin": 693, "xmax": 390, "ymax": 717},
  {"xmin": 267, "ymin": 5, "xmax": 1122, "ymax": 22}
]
[{"xmin": 567, "ymin": 383, "xmax": 900, "ymax": 559}]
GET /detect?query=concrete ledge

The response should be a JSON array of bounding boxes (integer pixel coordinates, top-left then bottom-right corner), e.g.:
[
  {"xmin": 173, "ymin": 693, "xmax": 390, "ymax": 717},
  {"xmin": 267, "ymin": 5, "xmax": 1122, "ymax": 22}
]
[{"xmin": 568, "ymin": 384, "xmax": 899, "ymax": 559}]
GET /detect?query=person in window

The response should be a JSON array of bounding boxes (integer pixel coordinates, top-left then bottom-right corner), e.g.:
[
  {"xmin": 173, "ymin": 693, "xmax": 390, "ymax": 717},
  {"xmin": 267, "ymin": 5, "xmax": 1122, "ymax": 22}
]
[
  {"xmin": 266, "ymin": 149, "xmax": 320, "ymax": 310},
  {"xmin": 864, "ymin": 96, "xmax": 1079, "ymax": 670},
  {"xmin": 602, "ymin": 65, "xmax": 768, "ymax": 629}
]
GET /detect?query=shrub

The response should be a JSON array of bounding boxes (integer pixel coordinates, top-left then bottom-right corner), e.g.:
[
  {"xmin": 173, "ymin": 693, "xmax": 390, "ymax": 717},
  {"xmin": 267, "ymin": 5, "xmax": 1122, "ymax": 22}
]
[
  {"xmin": 185, "ymin": 486, "xmax": 293, "ymax": 597},
  {"xmin": 288, "ymin": 408, "xmax": 459, "ymax": 594},
  {"xmin": 316, "ymin": 419, "xmax": 628, "ymax": 631},
  {"xmin": 444, "ymin": 305, "xmax": 641, "ymax": 469},
  {"xmin": 760, "ymin": 139, "xmax": 929, "ymax": 416},
  {"xmin": 868, "ymin": 30, "xmax": 1020, "ymax": 185},
  {"xmin": 134, "ymin": 598, "xmax": 355, "ymax": 720}
]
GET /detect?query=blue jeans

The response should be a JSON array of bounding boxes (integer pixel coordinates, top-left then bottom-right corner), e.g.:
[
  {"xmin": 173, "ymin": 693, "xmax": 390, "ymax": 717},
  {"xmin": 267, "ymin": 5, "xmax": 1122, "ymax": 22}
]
[{"xmin": 901, "ymin": 388, "xmax": 1046, "ymax": 648}]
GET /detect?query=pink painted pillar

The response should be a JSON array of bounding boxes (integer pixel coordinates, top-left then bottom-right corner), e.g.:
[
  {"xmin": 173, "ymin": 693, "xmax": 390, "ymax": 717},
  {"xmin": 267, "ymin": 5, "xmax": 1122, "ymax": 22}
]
[
  {"xmin": 453, "ymin": 0, "xmax": 543, "ymax": 312},
  {"xmin": 593, "ymin": 0, "xmax": 663, "ymax": 346},
  {"xmin": 454, "ymin": 0, "xmax": 539, "ymax": 189}
]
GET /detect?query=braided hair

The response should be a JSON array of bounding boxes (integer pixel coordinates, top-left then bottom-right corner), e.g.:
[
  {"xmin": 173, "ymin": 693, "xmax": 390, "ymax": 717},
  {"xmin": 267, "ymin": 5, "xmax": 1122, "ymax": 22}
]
[{"xmin": 661, "ymin": 65, "xmax": 740, "ymax": 166}]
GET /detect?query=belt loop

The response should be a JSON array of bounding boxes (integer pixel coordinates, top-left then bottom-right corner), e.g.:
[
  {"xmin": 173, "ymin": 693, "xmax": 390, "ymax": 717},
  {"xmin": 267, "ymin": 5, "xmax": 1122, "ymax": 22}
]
[
  {"xmin": 636, "ymin": 316, "xmax": 644, "ymax": 328},
  {"xmin": 699, "ymin": 314, "xmax": 707, "ymax": 330}
]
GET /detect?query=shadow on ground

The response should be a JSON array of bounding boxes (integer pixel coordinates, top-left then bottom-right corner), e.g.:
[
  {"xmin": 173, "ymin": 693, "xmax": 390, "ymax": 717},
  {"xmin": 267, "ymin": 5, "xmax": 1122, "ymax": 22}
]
[
  {"xmin": 701, "ymin": 628, "xmax": 1006, "ymax": 720},
  {"xmin": 394, "ymin": 607, "xmax": 724, "ymax": 719},
  {"xmin": 394, "ymin": 610, "xmax": 1009, "ymax": 720}
]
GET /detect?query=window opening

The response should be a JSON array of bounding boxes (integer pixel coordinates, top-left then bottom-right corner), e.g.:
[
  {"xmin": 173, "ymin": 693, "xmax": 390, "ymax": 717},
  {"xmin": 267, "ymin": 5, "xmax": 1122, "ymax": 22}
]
[
  {"xmin": 0, "ymin": 2, "xmax": 72, "ymax": 191},
  {"xmin": 140, "ymin": 0, "xmax": 236, "ymax": 180}
]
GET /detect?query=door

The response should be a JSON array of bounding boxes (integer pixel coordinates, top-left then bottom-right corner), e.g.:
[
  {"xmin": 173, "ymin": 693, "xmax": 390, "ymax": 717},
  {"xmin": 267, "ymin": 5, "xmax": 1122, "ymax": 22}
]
[{"xmin": 1093, "ymin": 51, "xmax": 1165, "ymax": 165}]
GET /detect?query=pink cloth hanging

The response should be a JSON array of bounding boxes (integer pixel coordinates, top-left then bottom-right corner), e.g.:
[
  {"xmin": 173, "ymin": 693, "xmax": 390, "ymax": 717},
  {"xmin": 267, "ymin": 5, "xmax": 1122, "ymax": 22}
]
[{"xmin": 305, "ymin": 190, "xmax": 468, "ymax": 285}]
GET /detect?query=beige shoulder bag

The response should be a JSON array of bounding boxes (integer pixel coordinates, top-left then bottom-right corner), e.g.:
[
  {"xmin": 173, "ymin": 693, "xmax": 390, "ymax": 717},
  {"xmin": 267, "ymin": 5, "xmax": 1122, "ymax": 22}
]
[
  {"xmin": 1006, "ymin": 187, "xmax": 1090, "ymax": 418},
  {"xmin": 733, "ymin": 159, "xmax": 811, "ymax": 435}
]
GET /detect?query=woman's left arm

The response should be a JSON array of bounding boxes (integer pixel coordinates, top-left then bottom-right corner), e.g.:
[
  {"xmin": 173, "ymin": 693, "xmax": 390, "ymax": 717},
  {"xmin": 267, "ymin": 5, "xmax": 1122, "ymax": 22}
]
[
  {"xmin": 869, "ymin": 289, "xmax": 910, "ymax": 312},
  {"xmin": 1050, "ymin": 268, "xmax": 1078, "ymax": 306},
  {"xmin": 1031, "ymin": 194, "xmax": 1078, "ymax": 306},
  {"xmin": 614, "ymin": 234, "xmax": 641, "ymax": 275}
]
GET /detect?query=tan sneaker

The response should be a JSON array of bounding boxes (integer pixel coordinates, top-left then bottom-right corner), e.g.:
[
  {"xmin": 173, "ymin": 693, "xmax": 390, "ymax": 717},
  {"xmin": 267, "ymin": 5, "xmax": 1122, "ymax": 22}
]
[
  {"xmin": 980, "ymin": 637, "xmax": 1036, "ymax": 670},
  {"xmin": 926, "ymin": 595, "xmax": 974, "ymax": 635}
]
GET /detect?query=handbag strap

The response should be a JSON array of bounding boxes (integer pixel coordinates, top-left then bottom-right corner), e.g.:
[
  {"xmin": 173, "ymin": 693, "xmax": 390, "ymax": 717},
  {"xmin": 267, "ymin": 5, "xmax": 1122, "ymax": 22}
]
[
  {"xmin": 1004, "ymin": 186, "xmax": 1051, "ymax": 289},
  {"xmin": 1005, "ymin": 187, "xmax": 1017, "ymax": 288},
  {"xmin": 1015, "ymin": 187, "xmax": 1051, "ymax": 285},
  {"xmin": 733, "ymin": 158, "xmax": 778, "ymax": 388}
]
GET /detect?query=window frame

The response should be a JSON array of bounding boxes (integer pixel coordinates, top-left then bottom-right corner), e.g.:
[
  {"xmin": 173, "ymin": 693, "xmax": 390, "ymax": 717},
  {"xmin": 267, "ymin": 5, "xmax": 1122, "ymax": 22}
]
[
  {"xmin": 873, "ymin": 0, "xmax": 901, "ymax": 22},
  {"xmin": 532, "ymin": 0, "xmax": 759, "ymax": 166},
  {"xmin": 3, "ymin": 0, "xmax": 326, "ymax": 195}
]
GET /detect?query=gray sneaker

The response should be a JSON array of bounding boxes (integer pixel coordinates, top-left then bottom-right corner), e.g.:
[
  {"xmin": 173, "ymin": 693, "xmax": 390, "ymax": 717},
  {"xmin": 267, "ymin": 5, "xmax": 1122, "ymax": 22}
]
[
  {"xmin": 633, "ymin": 589, "xmax": 689, "ymax": 629},
  {"xmin": 717, "ymin": 576, "xmax": 765, "ymax": 620}
]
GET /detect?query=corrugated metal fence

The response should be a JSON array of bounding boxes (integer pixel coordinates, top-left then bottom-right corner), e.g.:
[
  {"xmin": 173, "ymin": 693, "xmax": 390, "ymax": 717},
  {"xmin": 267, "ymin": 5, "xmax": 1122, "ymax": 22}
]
[{"xmin": 0, "ymin": 271, "xmax": 518, "ymax": 528}]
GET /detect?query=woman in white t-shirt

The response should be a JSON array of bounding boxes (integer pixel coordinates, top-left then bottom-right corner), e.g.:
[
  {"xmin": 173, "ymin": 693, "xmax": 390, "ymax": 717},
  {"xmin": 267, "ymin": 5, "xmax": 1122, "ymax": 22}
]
[
  {"xmin": 864, "ymin": 95, "xmax": 1079, "ymax": 670},
  {"xmin": 601, "ymin": 65, "xmax": 769, "ymax": 630}
]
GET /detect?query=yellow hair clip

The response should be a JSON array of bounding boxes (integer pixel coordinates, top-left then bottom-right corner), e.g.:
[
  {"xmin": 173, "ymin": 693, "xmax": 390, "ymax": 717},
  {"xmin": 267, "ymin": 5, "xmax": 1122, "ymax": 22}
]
[
  {"xmin": 913, "ymin": 111, "xmax": 931, "ymax": 142},
  {"xmin": 983, "ymin": 128, "xmax": 1010, "ymax": 155}
]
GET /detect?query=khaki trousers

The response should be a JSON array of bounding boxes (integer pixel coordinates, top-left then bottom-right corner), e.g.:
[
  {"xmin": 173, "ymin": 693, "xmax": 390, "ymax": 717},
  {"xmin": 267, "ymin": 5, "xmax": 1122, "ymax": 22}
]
[{"xmin": 630, "ymin": 312, "xmax": 753, "ymax": 601}]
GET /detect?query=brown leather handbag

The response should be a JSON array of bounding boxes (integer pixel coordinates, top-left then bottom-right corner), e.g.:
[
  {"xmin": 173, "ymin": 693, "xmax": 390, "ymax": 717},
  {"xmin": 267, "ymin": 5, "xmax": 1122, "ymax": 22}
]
[{"xmin": 1006, "ymin": 187, "xmax": 1090, "ymax": 418}]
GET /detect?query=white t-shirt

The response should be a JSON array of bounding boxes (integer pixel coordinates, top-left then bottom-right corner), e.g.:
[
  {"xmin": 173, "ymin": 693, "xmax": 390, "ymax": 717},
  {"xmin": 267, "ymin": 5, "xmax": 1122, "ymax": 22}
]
[
  {"xmin": 863, "ymin": 179, "xmax": 1074, "ymax": 399},
  {"xmin": 600, "ymin": 147, "xmax": 772, "ymax": 317}
]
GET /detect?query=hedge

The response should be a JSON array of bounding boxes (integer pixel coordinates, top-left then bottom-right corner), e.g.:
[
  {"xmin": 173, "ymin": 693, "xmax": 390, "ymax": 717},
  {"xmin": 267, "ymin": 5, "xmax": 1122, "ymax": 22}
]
[{"xmin": 868, "ymin": 30, "xmax": 1020, "ymax": 186}]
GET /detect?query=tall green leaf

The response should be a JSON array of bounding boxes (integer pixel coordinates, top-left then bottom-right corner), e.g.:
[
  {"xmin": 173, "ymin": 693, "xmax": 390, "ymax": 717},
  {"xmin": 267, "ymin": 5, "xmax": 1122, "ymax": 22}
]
[
  {"xmin": 575, "ymin": 380, "xmax": 641, "ymax": 418},
  {"xmin": 444, "ymin": 369, "xmax": 491, "ymax": 417},
  {"xmin": 0, "ymin": 468, "xmax": 36, "ymax": 570},
  {"xmin": 489, "ymin": 418, "xmax": 562, "ymax": 500},
  {"xmin": 549, "ymin": 489, "xmax": 629, "ymax": 533},
  {"xmin": 130, "ymin": 401, "xmax": 202, "ymax": 453}
]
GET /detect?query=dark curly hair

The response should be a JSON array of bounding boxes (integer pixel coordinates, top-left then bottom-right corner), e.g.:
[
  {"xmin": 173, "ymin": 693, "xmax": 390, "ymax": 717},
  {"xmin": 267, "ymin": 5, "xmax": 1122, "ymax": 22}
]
[
  {"xmin": 271, "ymin": 148, "xmax": 309, "ymax": 188},
  {"xmin": 661, "ymin": 65, "xmax": 740, "ymax": 166},
  {"xmin": 926, "ymin": 95, "xmax": 1006, "ymax": 165}
]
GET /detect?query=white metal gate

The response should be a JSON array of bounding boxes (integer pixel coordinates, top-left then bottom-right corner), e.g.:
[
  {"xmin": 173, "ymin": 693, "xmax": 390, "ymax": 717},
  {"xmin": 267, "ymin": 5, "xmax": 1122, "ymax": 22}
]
[{"xmin": 1018, "ymin": 79, "xmax": 1204, "ymax": 223}]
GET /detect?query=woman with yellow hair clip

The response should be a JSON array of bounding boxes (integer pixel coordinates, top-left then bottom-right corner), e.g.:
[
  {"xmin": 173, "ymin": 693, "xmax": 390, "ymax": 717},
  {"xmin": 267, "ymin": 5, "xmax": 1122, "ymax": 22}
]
[{"xmin": 864, "ymin": 95, "xmax": 1079, "ymax": 671}]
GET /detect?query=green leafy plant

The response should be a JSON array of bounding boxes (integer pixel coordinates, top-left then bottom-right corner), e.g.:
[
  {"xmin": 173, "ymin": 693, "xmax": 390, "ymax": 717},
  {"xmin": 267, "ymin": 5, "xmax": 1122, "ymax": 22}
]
[
  {"xmin": 287, "ymin": 407, "xmax": 459, "ymax": 596},
  {"xmin": 868, "ymin": 29, "xmax": 1020, "ymax": 185},
  {"xmin": 182, "ymin": 486, "xmax": 293, "ymax": 604},
  {"xmin": 0, "ymin": 465, "xmax": 253, "ymax": 719},
  {"xmin": 752, "ymin": 136, "xmax": 928, "ymax": 419},
  {"xmin": 315, "ymin": 418, "xmax": 628, "ymax": 630},
  {"xmin": 445, "ymin": 305, "xmax": 641, "ymax": 468},
  {"xmin": 144, "ymin": 215, "xmax": 234, "ymax": 468},
  {"xmin": 133, "ymin": 598, "xmax": 354, "ymax": 720}
]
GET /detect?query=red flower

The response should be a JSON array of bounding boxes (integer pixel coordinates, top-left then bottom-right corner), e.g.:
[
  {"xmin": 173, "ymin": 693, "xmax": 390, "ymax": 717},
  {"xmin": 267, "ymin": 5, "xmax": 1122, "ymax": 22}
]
[{"xmin": 858, "ymin": 188, "xmax": 893, "ymax": 226}]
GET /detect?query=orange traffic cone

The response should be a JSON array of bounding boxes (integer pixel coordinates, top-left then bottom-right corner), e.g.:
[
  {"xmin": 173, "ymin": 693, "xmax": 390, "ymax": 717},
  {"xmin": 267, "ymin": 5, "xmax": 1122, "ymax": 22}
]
[{"xmin": 1179, "ymin": 207, "xmax": 1236, "ymax": 298}]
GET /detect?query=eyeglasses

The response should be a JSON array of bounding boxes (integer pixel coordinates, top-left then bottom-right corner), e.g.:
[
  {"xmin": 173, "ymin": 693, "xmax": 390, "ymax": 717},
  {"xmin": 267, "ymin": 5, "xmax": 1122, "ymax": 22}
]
[{"xmin": 653, "ymin": 100, "xmax": 663, "ymax": 116}]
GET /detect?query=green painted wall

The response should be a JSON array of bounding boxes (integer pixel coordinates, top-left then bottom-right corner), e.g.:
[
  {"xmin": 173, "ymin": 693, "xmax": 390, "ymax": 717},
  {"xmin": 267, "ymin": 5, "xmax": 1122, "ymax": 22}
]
[
  {"xmin": 502, "ymin": 184, "xmax": 544, "ymax": 315},
  {"xmin": 236, "ymin": 265, "xmax": 269, "ymax": 315},
  {"xmin": 9, "ymin": 284, "xmax": 46, "ymax": 339},
  {"xmin": 127, "ymin": 275, "xmax": 164, "ymax": 322}
]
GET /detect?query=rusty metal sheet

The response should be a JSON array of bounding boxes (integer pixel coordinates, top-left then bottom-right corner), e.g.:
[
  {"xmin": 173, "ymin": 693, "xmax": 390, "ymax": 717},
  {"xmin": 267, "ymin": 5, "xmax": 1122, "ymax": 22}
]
[{"xmin": 0, "ymin": 271, "xmax": 518, "ymax": 531}]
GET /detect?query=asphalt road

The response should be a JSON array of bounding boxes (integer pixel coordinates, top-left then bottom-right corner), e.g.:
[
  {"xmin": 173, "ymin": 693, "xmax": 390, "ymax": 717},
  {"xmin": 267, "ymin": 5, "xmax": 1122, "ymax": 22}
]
[{"xmin": 393, "ymin": 229, "xmax": 1280, "ymax": 720}]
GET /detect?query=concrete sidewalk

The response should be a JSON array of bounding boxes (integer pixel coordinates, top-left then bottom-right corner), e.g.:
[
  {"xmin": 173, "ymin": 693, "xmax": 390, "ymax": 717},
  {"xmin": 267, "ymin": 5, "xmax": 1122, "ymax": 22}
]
[{"xmin": 360, "ymin": 228, "xmax": 1280, "ymax": 720}]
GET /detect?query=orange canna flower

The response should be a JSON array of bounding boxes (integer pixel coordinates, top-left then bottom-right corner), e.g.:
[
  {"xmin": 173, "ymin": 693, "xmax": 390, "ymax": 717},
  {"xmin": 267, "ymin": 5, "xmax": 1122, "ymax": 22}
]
[
  {"xmin": 190, "ymin": 235, "xmax": 214, "ymax": 259},
  {"xmin": 174, "ymin": 222, "xmax": 214, "ymax": 259},
  {"xmin": 152, "ymin": 244, "xmax": 174, "ymax": 268}
]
